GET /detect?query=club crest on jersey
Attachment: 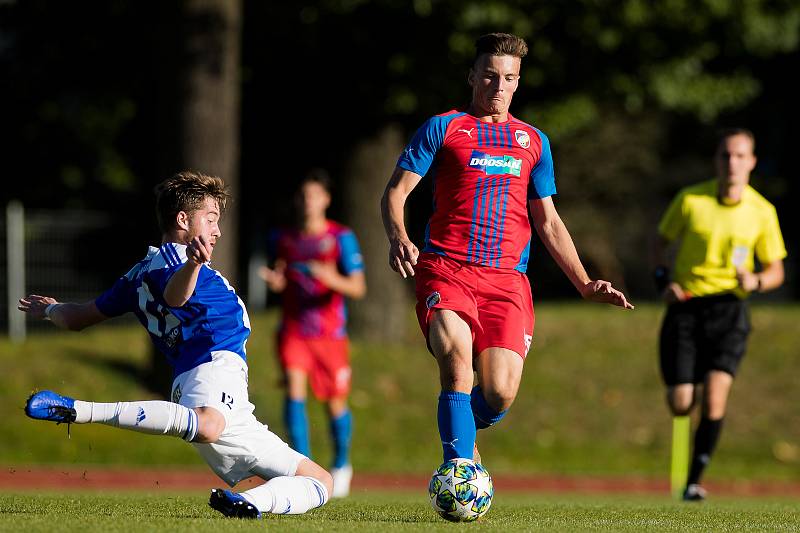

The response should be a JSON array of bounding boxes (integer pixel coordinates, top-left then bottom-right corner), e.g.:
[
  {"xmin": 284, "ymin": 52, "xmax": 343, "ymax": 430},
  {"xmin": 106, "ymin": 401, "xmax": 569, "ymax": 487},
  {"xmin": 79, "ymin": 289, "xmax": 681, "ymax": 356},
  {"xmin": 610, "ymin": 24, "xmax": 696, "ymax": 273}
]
[
  {"xmin": 319, "ymin": 235, "xmax": 335, "ymax": 253},
  {"xmin": 426, "ymin": 291, "xmax": 441, "ymax": 309},
  {"xmin": 468, "ymin": 150, "xmax": 522, "ymax": 177},
  {"xmin": 514, "ymin": 130, "xmax": 530, "ymax": 148}
]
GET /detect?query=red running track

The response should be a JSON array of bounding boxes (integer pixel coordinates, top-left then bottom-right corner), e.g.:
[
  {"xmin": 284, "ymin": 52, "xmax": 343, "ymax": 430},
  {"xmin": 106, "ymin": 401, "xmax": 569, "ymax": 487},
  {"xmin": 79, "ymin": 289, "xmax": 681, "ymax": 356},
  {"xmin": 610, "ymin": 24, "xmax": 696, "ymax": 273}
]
[{"xmin": 1, "ymin": 466, "xmax": 798, "ymax": 497}]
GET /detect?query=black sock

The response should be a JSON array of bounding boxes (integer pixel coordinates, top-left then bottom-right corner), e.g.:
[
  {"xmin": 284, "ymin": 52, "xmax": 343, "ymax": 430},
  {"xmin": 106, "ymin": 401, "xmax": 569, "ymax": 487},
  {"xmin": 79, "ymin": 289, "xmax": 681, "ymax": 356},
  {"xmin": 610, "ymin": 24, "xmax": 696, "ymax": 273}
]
[{"xmin": 687, "ymin": 417, "xmax": 724, "ymax": 485}]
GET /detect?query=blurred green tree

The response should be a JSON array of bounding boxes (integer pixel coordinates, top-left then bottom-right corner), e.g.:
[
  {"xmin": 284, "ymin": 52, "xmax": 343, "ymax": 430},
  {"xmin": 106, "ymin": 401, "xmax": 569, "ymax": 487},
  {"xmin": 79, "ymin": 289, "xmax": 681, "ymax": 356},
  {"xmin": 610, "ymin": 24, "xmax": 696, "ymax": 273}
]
[
  {"xmin": 145, "ymin": 0, "xmax": 243, "ymax": 396},
  {"xmin": 155, "ymin": 0, "xmax": 243, "ymax": 285},
  {"xmin": 4, "ymin": 0, "xmax": 799, "ymax": 355}
]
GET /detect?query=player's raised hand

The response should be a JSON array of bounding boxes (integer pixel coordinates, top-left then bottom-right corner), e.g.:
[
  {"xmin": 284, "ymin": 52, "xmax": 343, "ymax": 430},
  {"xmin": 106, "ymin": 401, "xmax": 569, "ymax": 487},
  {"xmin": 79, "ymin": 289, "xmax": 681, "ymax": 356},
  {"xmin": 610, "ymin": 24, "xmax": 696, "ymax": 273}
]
[
  {"xmin": 307, "ymin": 260, "xmax": 340, "ymax": 287},
  {"xmin": 258, "ymin": 265, "xmax": 287, "ymax": 292},
  {"xmin": 580, "ymin": 280, "xmax": 634, "ymax": 309},
  {"xmin": 18, "ymin": 294, "xmax": 58, "ymax": 319},
  {"xmin": 388, "ymin": 237, "xmax": 419, "ymax": 278},
  {"xmin": 187, "ymin": 235, "xmax": 214, "ymax": 265}
]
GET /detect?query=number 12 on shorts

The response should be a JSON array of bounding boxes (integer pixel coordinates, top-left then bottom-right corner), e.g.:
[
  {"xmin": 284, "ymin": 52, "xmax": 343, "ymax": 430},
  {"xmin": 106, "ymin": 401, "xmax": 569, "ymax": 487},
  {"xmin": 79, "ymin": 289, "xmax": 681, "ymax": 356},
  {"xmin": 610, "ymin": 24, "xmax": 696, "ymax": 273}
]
[{"xmin": 221, "ymin": 392, "xmax": 234, "ymax": 410}]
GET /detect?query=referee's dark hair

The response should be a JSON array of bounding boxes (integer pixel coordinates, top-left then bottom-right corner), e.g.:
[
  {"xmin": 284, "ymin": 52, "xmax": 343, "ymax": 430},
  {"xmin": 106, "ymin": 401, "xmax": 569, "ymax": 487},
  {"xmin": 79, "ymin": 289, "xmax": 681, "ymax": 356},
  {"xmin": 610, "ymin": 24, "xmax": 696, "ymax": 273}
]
[{"xmin": 716, "ymin": 128, "xmax": 756, "ymax": 152}]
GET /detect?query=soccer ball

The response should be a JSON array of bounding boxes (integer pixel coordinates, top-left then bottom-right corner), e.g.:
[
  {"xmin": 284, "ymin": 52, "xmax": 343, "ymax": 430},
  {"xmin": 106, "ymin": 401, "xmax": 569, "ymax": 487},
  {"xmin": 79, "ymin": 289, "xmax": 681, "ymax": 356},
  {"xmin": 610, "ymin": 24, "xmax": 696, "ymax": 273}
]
[{"xmin": 428, "ymin": 458, "xmax": 493, "ymax": 522}]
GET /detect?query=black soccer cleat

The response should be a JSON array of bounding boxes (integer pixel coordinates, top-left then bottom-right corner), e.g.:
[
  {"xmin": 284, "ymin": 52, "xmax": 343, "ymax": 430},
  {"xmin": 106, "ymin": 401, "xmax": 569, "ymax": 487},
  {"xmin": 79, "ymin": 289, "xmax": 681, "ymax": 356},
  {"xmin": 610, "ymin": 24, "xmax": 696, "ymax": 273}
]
[
  {"xmin": 682, "ymin": 483, "xmax": 707, "ymax": 501},
  {"xmin": 209, "ymin": 488, "xmax": 262, "ymax": 519}
]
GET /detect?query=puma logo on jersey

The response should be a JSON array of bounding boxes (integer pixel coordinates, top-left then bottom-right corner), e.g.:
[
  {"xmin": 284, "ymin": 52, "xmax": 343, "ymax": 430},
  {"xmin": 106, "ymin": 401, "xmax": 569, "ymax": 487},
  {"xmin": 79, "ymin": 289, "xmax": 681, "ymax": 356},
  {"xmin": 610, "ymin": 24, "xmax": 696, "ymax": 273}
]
[
  {"xmin": 523, "ymin": 332, "xmax": 533, "ymax": 354},
  {"xmin": 458, "ymin": 128, "xmax": 474, "ymax": 138}
]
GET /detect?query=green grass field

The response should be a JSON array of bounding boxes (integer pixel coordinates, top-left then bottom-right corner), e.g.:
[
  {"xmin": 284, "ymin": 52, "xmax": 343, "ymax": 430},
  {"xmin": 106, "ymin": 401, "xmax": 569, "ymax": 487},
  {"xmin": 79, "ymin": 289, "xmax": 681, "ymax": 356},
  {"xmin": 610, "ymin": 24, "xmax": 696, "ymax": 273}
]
[
  {"xmin": 1, "ymin": 304, "xmax": 798, "ymax": 531},
  {"xmin": 1, "ymin": 491, "xmax": 799, "ymax": 532},
  {"xmin": 1, "ymin": 303, "xmax": 798, "ymax": 480}
]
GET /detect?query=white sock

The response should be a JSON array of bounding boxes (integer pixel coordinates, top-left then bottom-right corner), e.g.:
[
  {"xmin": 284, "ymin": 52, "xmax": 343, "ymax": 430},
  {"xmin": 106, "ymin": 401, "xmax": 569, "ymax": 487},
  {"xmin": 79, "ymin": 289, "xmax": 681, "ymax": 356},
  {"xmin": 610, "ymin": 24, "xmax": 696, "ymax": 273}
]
[
  {"xmin": 241, "ymin": 476, "xmax": 328, "ymax": 515},
  {"xmin": 73, "ymin": 400, "xmax": 198, "ymax": 442}
]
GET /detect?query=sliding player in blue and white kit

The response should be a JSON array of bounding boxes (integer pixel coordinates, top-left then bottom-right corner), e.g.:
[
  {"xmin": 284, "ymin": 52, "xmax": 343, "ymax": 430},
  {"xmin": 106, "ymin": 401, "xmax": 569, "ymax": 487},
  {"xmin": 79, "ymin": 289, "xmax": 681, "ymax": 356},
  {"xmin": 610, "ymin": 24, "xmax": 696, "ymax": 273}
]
[{"xmin": 19, "ymin": 171, "xmax": 332, "ymax": 519}]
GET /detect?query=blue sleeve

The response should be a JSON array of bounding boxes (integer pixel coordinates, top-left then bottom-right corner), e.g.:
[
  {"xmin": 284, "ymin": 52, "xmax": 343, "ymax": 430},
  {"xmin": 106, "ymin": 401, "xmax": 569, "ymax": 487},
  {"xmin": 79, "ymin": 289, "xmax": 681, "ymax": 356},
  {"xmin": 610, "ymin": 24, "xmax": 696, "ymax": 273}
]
[
  {"xmin": 95, "ymin": 276, "xmax": 135, "ymax": 317},
  {"xmin": 337, "ymin": 230, "xmax": 364, "ymax": 275},
  {"xmin": 528, "ymin": 129, "xmax": 557, "ymax": 199},
  {"xmin": 143, "ymin": 266, "xmax": 182, "ymax": 308},
  {"xmin": 189, "ymin": 265, "xmax": 217, "ymax": 298},
  {"xmin": 396, "ymin": 115, "xmax": 450, "ymax": 177}
]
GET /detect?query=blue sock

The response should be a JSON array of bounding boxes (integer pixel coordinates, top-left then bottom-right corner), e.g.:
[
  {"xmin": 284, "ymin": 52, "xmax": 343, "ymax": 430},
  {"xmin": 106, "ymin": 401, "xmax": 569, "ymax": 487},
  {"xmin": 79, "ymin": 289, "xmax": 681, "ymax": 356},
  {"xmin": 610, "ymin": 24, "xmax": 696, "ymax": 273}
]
[
  {"xmin": 329, "ymin": 410, "xmax": 352, "ymax": 468},
  {"xmin": 471, "ymin": 385, "xmax": 507, "ymax": 430},
  {"xmin": 284, "ymin": 398, "xmax": 311, "ymax": 457},
  {"xmin": 437, "ymin": 391, "xmax": 476, "ymax": 461}
]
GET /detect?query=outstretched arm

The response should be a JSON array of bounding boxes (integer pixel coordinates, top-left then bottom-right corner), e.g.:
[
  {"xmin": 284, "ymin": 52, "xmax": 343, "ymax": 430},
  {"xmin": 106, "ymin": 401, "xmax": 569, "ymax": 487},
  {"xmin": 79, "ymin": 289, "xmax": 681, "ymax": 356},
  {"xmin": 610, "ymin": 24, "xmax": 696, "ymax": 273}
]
[
  {"xmin": 259, "ymin": 259, "xmax": 288, "ymax": 293},
  {"xmin": 381, "ymin": 166, "xmax": 423, "ymax": 278},
  {"xmin": 18, "ymin": 294, "xmax": 109, "ymax": 331},
  {"xmin": 529, "ymin": 197, "xmax": 633, "ymax": 309}
]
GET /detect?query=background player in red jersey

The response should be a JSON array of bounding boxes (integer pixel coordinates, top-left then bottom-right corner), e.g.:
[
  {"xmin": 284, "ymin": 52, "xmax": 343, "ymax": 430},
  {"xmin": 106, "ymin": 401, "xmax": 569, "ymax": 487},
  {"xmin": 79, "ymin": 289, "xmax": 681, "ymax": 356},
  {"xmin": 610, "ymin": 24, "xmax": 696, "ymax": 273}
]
[
  {"xmin": 260, "ymin": 169, "xmax": 366, "ymax": 497},
  {"xmin": 381, "ymin": 33, "xmax": 633, "ymax": 465}
]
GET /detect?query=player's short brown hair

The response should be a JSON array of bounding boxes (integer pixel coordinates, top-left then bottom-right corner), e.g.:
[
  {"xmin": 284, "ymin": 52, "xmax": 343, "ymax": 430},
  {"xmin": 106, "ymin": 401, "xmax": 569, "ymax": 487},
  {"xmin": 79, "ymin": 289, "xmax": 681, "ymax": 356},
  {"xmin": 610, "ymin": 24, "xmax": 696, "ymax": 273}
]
[
  {"xmin": 154, "ymin": 170, "xmax": 229, "ymax": 233},
  {"xmin": 474, "ymin": 33, "xmax": 528, "ymax": 63}
]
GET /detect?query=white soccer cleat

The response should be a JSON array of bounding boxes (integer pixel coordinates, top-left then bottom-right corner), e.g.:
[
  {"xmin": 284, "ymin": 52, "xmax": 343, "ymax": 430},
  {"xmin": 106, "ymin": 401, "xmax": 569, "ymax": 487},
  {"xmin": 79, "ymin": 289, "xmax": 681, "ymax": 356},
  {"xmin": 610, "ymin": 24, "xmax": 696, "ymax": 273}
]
[{"xmin": 331, "ymin": 464, "xmax": 353, "ymax": 498}]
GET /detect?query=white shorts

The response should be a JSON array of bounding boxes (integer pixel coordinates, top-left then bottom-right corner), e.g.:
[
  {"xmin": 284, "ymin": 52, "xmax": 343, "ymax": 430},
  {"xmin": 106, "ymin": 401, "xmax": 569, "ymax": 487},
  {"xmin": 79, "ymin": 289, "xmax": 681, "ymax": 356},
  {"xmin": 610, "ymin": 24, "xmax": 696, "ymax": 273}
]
[{"xmin": 171, "ymin": 350, "xmax": 306, "ymax": 487}]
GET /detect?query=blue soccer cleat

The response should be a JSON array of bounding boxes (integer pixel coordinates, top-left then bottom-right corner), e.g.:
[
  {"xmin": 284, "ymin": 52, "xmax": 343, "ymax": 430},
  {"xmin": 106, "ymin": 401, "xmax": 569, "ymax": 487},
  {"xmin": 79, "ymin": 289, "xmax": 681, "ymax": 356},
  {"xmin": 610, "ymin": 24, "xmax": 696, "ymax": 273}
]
[
  {"xmin": 209, "ymin": 488, "xmax": 262, "ymax": 519},
  {"xmin": 25, "ymin": 390, "xmax": 77, "ymax": 423}
]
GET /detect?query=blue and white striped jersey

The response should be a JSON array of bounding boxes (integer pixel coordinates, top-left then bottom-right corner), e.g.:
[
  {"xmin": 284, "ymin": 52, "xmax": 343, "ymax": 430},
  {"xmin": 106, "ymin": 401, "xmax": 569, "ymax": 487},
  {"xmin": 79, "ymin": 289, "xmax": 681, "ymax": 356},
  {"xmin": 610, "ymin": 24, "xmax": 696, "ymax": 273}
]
[{"xmin": 95, "ymin": 243, "xmax": 251, "ymax": 376}]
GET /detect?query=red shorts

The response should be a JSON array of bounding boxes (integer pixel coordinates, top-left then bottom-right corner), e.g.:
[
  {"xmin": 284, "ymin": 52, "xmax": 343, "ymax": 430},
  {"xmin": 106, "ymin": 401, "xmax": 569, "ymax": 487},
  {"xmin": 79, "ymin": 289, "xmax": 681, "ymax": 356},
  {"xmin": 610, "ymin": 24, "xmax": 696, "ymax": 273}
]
[
  {"xmin": 277, "ymin": 333, "xmax": 351, "ymax": 400},
  {"xmin": 414, "ymin": 253, "xmax": 535, "ymax": 359}
]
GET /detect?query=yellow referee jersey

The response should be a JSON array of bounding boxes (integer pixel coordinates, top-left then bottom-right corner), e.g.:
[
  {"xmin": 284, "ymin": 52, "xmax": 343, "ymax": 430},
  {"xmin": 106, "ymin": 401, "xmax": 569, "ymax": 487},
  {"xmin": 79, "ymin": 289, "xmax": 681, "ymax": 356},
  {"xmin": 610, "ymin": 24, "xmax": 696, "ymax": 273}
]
[{"xmin": 658, "ymin": 179, "xmax": 787, "ymax": 298}]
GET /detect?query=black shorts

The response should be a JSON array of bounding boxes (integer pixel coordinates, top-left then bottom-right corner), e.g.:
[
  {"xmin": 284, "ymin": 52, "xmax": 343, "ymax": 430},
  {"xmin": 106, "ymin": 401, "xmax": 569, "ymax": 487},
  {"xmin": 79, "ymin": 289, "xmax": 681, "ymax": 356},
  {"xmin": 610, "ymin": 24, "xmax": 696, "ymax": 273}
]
[{"xmin": 659, "ymin": 294, "xmax": 751, "ymax": 386}]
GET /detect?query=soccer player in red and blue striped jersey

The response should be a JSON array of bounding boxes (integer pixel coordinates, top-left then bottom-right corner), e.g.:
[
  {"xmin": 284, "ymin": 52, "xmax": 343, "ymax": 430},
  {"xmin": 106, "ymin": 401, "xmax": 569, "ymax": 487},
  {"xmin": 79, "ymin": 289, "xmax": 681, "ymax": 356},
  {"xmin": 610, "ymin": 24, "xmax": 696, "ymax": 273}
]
[
  {"xmin": 382, "ymin": 33, "xmax": 633, "ymax": 466},
  {"xmin": 260, "ymin": 170, "xmax": 366, "ymax": 497}
]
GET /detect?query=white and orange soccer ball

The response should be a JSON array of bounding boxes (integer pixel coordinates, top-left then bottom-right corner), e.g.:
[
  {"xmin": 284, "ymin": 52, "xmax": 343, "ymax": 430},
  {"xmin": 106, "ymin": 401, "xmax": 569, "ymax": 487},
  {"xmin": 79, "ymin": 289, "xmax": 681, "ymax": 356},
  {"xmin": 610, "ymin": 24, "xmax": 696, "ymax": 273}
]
[{"xmin": 428, "ymin": 458, "xmax": 493, "ymax": 522}]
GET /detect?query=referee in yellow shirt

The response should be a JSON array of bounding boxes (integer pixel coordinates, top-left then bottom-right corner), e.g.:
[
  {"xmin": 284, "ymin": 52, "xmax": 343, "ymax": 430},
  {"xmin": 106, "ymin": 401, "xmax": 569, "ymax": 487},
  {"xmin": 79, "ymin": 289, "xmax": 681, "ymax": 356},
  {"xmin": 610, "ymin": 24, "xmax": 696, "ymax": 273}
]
[{"xmin": 653, "ymin": 128, "xmax": 787, "ymax": 501}]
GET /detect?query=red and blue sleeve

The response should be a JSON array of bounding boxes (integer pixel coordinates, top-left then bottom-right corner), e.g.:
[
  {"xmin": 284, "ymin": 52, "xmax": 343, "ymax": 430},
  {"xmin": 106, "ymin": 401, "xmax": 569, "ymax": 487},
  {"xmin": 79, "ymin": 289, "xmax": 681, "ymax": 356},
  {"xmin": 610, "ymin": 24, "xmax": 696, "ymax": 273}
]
[
  {"xmin": 528, "ymin": 128, "xmax": 557, "ymax": 200},
  {"xmin": 336, "ymin": 230, "xmax": 364, "ymax": 275},
  {"xmin": 397, "ymin": 115, "xmax": 452, "ymax": 177}
]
